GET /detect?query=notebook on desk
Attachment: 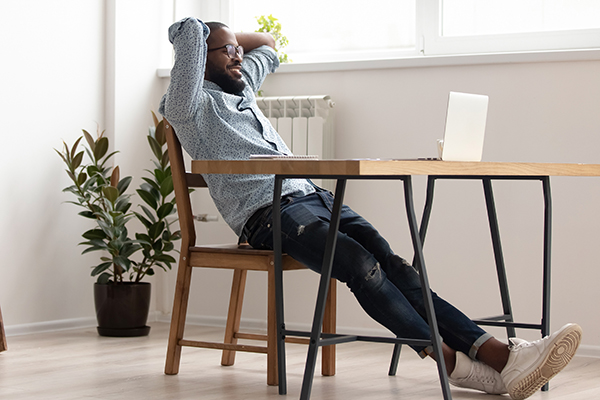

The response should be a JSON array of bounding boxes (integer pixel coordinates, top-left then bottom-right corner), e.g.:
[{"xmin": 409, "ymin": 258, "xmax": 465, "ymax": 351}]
[{"xmin": 401, "ymin": 91, "xmax": 489, "ymax": 162}]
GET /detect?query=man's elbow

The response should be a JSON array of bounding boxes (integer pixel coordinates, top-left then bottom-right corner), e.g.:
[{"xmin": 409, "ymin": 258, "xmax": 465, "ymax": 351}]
[{"xmin": 264, "ymin": 33, "xmax": 276, "ymax": 50}]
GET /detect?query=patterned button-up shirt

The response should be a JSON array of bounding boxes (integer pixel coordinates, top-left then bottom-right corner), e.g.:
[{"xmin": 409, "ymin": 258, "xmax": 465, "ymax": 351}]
[{"xmin": 159, "ymin": 18, "xmax": 315, "ymax": 236}]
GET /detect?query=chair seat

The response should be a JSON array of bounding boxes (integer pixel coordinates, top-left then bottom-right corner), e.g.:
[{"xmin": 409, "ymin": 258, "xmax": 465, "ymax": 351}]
[{"xmin": 189, "ymin": 244, "xmax": 307, "ymax": 271}]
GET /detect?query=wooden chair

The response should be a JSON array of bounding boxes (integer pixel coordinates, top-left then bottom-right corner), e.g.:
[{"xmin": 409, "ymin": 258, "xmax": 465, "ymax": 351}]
[
  {"xmin": 164, "ymin": 120, "xmax": 336, "ymax": 386},
  {"xmin": 0, "ymin": 306, "xmax": 7, "ymax": 352}
]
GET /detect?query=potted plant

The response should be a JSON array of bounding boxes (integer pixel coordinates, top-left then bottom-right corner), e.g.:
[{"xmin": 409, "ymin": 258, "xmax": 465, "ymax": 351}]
[{"xmin": 56, "ymin": 113, "xmax": 180, "ymax": 337}]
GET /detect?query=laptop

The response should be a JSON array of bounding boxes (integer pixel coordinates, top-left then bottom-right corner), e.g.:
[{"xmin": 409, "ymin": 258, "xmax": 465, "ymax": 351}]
[{"xmin": 435, "ymin": 91, "xmax": 489, "ymax": 162}]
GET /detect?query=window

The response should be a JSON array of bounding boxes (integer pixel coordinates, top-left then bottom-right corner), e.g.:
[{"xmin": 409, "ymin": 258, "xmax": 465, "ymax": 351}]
[
  {"xmin": 230, "ymin": 0, "xmax": 416, "ymax": 63},
  {"xmin": 183, "ymin": 0, "xmax": 600, "ymax": 64},
  {"xmin": 429, "ymin": 0, "xmax": 600, "ymax": 55},
  {"xmin": 442, "ymin": 0, "xmax": 600, "ymax": 37}
]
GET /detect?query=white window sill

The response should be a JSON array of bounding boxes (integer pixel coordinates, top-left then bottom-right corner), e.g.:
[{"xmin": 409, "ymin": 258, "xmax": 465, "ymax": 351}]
[{"xmin": 156, "ymin": 48, "xmax": 600, "ymax": 78}]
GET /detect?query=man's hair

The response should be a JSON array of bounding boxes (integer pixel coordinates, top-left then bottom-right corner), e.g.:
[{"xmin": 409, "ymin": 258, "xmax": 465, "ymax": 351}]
[{"xmin": 205, "ymin": 21, "xmax": 229, "ymax": 34}]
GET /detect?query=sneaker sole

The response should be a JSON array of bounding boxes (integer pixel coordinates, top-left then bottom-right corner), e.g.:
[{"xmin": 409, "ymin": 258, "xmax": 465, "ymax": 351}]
[{"xmin": 509, "ymin": 324, "xmax": 582, "ymax": 400}]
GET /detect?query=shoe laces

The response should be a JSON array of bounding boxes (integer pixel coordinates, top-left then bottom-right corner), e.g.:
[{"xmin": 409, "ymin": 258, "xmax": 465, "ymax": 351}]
[{"xmin": 508, "ymin": 337, "xmax": 534, "ymax": 350}]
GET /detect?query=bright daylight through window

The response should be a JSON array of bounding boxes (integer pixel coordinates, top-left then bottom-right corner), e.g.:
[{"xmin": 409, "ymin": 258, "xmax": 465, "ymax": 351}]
[
  {"xmin": 231, "ymin": 0, "xmax": 416, "ymax": 63},
  {"xmin": 442, "ymin": 0, "xmax": 600, "ymax": 36},
  {"xmin": 223, "ymin": 0, "xmax": 600, "ymax": 64}
]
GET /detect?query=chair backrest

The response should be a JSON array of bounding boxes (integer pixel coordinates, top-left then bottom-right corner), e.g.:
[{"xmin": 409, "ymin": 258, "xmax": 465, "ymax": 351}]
[{"xmin": 165, "ymin": 120, "xmax": 207, "ymax": 248}]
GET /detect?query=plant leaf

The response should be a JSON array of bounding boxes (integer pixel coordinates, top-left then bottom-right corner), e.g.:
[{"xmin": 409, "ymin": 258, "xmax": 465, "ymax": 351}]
[
  {"xmin": 70, "ymin": 136, "xmax": 83, "ymax": 159},
  {"xmin": 83, "ymin": 129, "xmax": 95, "ymax": 152},
  {"xmin": 94, "ymin": 136, "xmax": 109, "ymax": 160},
  {"xmin": 161, "ymin": 150, "xmax": 170, "ymax": 169},
  {"xmin": 97, "ymin": 272, "xmax": 111, "ymax": 284},
  {"xmin": 78, "ymin": 210, "xmax": 96, "ymax": 219},
  {"xmin": 110, "ymin": 166, "xmax": 120, "ymax": 187},
  {"xmin": 103, "ymin": 186, "xmax": 119, "ymax": 204},
  {"xmin": 91, "ymin": 261, "xmax": 112, "ymax": 276},
  {"xmin": 155, "ymin": 119, "xmax": 166, "ymax": 146},
  {"xmin": 141, "ymin": 177, "xmax": 160, "ymax": 193},
  {"xmin": 71, "ymin": 150, "xmax": 84, "ymax": 170},
  {"xmin": 137, "ymin": 188, "xmax": 158, "ymax": 210},
  {"xmin": 117, "ymin": 175, "xmax": 132, "ymax": 194},
  {"xmin": 157, "ymin": 203, "xmax": 174, "ymax": 219},
  {"xmin": 82, "ymin": 228, "xmax": 108, "ymax": 240},
  {"xmin": 155, "ymin": 254, "xmax": 176, "ymax": 263},
  {"xmin": 149, "ymin": 221, "xmax": 165, "ymax": 240},
  {"xmin": 143, "ymin": 205, "xmax": 158, "ymax": 222},
  {"xmin": 113, "ymin": 256, "xmax": 131, "ymax": 271},
  {"xmin": 160, "ymin": 175, "xmax": 174, "ymax": 198},
  {"xmin": 134, "ymin": 211, "xmax": 154, "ymax": 229},
  {"xmin": 135, "ymin": 233, "xmax": 153, "ymax": 244},
  {"xmin": 151, "ymin": 110, "xmax": 160, "ymax": 128},
  {"xmin": 77, "ymin": 171, "xmax": 87, "ymax": 186},
  {"xmin": 147, "ymin": 135, "xmax": 162, "ymax": 161}
]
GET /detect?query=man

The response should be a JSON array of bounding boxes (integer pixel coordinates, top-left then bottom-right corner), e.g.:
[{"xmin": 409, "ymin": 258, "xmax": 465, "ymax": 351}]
[{"xmin": 159, "ymin": 17, "xmax": 582, "ymax": 400}]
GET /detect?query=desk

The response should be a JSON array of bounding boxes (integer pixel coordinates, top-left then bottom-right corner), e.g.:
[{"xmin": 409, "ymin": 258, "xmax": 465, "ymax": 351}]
[{"xmin": 192, "ymin": 160, "xmax": 600, "ymax": 400}]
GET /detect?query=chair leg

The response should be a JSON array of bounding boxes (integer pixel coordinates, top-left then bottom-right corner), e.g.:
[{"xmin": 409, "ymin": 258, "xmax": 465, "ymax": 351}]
[
  {"xmin": 0, "ymin": 306, "xmax": 7, "ymax": 352},
  {"xmin": 267, "ymin": 268, "xmax": 279, "ymax": 386},
  {"xmin": 165, "ymin": 253, "xmax": 193, "ymax": 375},
  {"xmin": 221, "ymin": 269, "xmax": 248, "ymax": 366},
  {"xmin": 321, "ymin": 278, "xmax": 336, "ymax": 376}
]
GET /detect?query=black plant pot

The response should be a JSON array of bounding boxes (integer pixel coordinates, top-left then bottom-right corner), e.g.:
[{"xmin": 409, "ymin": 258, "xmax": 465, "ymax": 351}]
[{"xmin": 94, "ymin": 282, "xmax": 151, "ymax": 337}]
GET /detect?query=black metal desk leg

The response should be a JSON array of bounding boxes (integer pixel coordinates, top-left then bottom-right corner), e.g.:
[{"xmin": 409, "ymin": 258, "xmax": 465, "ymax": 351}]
[
  {"xmin": 273, "ymin": 177, "xmax": 287, "ymax": 395},
  {"xmin": 541, "ymin": 177, "xmax": 552, "ymax": 391},
  {"xmin": 482, "ymin": 178, "xmax": 517, "ymax": 338},
  {"xmin": 541, "ymin": 177, "xmax": 552, "ymax": 338},
  {"xmin": 300, "ymin": 179, "xmax": 347, "ymax": 400},
  {"xmin": 403, "ymin": 176, "xmax": 452, "ymax": 400},
  {"xmin": 411, "ymin": 175, "xmax": 437, "ymax": 268},
  {"xmin": 391, "ymin": 176, "xmax": 437, "ymax": 376}
]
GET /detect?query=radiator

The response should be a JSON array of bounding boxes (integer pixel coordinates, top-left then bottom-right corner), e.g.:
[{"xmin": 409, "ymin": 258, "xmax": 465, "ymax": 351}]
[{"xmin": 256, "ymin": 95, "xmax": 335, "ymax": 160}]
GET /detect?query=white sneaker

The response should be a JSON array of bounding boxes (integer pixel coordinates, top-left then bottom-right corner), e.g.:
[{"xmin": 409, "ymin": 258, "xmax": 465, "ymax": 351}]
[
  {"xmin": 501, "ymin": 323, "xmax": 582, "ymax": 400},
  {"xmin": 449, "ymin": 351, "xmax": 508, "ymax": 395}
]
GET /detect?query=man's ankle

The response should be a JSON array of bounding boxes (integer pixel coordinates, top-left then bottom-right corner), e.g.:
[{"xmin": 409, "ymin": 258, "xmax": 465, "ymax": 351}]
[{"xmin": 477, "ymin": 338, "xmax": 510, "ymax": 373}]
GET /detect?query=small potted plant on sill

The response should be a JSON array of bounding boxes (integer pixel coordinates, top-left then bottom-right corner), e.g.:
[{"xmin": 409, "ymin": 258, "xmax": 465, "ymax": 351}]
[{"xmin": 56, "ymin": 113, "xmax": 179, "ymax": 337}]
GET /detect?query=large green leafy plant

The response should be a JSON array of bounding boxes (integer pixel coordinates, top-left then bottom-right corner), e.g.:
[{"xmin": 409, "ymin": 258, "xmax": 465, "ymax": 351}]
[{"xmin": 56, "ymin": 114, "xmax": 179, "ymax": 283}]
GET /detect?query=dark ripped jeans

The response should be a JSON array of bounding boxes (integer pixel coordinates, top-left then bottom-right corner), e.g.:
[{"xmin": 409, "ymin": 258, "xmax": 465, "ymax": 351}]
[{"xmin": 245, "ymin": 189, "xmax": 491, "ymax": 358}]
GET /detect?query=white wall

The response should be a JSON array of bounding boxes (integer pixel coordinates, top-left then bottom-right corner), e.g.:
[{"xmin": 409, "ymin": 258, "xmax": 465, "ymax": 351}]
[
  {"xmin": 0, "ymin": 0, "xmax": 170, "ymax": 333},
  {"xmin": 0, "ymin": 0, "xmax": 106, "ymax": 328}
]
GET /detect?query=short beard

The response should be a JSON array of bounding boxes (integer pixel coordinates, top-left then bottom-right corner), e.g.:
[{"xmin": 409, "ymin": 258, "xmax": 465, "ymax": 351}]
[{"xmin": 206, "ymin": 61, "xmax": 246, "ymax": 95}]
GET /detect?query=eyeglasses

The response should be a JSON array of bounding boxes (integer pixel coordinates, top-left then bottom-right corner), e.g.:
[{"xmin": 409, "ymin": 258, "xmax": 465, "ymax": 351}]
[{"xmin": 207, "ymin": 44, "xmax": 244, "ymax": 59}]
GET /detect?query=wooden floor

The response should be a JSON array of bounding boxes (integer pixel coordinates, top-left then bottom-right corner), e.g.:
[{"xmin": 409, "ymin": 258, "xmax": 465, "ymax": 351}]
[{"xmin": 0, "ymin": 322, "xmax": 598, "ymax": 400}]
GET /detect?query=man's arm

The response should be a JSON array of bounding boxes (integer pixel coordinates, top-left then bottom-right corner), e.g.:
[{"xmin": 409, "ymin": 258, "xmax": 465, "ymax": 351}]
[
  {"xmin": 161, "ymin": 18, "xmax": 209, "ymax": 123},
  {"xmin": 235, "ymin": 32, "xmax": 276, "ymax": 52}
]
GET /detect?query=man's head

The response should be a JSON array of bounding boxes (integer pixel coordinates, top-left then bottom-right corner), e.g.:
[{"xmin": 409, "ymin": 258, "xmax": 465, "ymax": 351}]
[{"xmin": 205, "ymin": 22, "xmax": 246, "ymax": 94}]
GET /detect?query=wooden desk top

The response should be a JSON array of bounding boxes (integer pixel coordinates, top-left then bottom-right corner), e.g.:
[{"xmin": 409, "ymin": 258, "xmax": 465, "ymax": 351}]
[{"xmin": 191, "ymin": 159, "xmax": 600, "ymax": 177}]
